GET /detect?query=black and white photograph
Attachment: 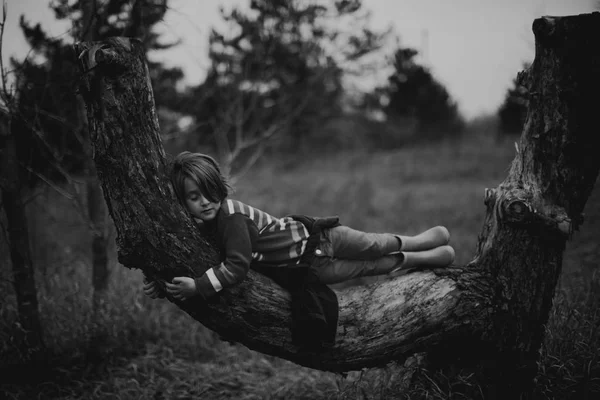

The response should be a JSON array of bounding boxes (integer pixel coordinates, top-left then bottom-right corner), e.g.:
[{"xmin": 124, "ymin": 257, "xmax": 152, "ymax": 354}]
[{"xmin": 1, "ymin": 0, "xmax": 599, "ymax": 398}]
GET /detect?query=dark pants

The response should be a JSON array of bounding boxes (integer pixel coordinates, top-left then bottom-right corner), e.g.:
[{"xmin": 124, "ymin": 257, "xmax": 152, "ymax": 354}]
[{"xmin": 313, "ymin": 226, "xmax": 402, "ymax": 284}]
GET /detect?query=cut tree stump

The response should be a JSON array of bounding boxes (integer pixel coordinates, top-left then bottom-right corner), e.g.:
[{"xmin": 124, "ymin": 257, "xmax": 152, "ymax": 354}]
[{"xmin": 74, "ymin": 12, "xmax": 600, "ymax": 396}]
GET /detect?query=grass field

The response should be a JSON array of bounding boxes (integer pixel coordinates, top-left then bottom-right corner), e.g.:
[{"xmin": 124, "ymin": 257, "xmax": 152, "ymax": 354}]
[{"xmin": 1, "ymin": 130, "xmax": 598, "ymax": 399}]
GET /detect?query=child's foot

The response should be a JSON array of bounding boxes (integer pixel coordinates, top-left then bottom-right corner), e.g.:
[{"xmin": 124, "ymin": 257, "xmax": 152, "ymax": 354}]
[
  {"xmin": 390, "ymin": 245, "xmax": 455, "ymax": 275},
  {"xmin": 396, "ymin": 226, "xmax": 450, "ymax": 252}
]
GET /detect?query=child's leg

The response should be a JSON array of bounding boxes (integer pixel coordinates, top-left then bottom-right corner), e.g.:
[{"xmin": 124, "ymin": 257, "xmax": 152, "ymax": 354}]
[
  {"xmin": 314, "ymin": 245, "xmax": 455, "ymax": 284},
  {"xmin": 397, "ymin": 226, "xmax": 450, "ymax": 252},
  {"xmin": 313, "ymin": 226, "xmax": 454, "ymax": 284},
  {"xmin": 325, "ymin": 225, "xmax": 451, "ymax": 260},
  {"xmin": 391, "ymin": 245, "xmax": 455, "ymax": 274},
  {"xmin": 326, "ymin": 226, "xmax": 401, "ymax": 260}
]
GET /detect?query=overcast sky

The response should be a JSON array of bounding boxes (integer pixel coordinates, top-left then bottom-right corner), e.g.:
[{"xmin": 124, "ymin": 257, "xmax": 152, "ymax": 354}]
[{"xmin": 3, "ymin": 0, "xmax": 598, "ymax": 119}]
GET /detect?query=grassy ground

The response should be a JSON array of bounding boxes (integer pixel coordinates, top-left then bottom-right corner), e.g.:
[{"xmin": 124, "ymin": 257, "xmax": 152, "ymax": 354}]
[{"xmin": 1, "ymin": 131, "xmax": 598, "ymax": 399}]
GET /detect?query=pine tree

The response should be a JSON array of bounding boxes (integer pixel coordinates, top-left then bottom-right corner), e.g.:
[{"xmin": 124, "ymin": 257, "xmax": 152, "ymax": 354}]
[
  {"xmin": 498, "ymin": 63, "xmax": 530, "ymax": 136},
  {"xmin": 12, "ymin": 0, "xmax": 182, "ymax": 184},
  {"xmin": 379, "ymin": 47, "xmax": 464, "ymax": 140}
]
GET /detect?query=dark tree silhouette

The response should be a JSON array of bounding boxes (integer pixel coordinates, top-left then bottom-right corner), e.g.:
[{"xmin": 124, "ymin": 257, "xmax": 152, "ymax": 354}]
[
  {"xmin": 5, "ymin": 0, "xmax": 179, "ymax": 362},
  {"xmin": 374, "ymin": 47, "xmax": 464, "ymax": 140},
  {"xmin": 498, "ymin": 63, "xmax": 531, "ymax": 136},
  {"xmin": 0, "ymin": 10, "xmax": 45, "ymax": 363}
]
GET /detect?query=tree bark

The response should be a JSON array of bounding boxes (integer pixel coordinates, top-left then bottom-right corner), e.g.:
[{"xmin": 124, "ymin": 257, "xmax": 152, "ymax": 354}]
[
  {"xmin": 469, "ymin": 12, "xmax": 600, "ymax": 394},
  {"xmin": 0, "ymin": 118, "xmax": 45, "ymax": 361},
  {"xmin": 74, "ymin": 12, "xmax": 600, "ymax": 394}
]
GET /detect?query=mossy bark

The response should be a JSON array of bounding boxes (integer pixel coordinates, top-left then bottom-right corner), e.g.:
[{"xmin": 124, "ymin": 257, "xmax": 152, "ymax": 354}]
[{"xmin": 74, "ymin": 12, "xmax": 600, "ymax": 394}]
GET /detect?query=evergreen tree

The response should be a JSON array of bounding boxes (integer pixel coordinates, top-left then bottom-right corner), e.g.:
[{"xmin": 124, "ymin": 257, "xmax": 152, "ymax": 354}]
[
  {"xmin": 11, "ymin": 0, "xmax": 181, "ymax": 184},
  {"xmin": 498, "ymin": 63, "xmax": 530, "ymax": 136},
  {"xmin": 378, "ymin": 47, "xmax": 464, "ymax": 140},
  {"xmin": 11, "ymin": 18, "xmax": 83, "ymax": 184}
]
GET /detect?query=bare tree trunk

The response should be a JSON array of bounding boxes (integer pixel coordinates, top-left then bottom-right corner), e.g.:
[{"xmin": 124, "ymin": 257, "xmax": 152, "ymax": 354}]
[
  {"xmin": 0, "ymin": 119, "xmax": 45, "ymax": 362},
  {"xmin": 79, "ymin": 0, "xmax": 111, "ymax": 359},
  {"xmin": 467, "ymin": 13, "xmax": 600, "ymax": 396},
  {"xmin": 74, "ymin": 12, "xmax": 600, "ymax": 397},
  {"xmin": 87, "ymin": 177, "xmax": 109, "ymax": 326}
]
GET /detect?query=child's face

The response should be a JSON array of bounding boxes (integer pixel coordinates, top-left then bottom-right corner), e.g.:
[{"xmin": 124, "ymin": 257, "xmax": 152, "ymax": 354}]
[{"xmin": 183, "ymin": 177, "xmax": 221, "ymax": 222}]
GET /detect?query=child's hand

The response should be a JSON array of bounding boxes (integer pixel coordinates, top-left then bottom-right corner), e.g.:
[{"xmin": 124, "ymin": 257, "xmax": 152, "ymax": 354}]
[
  {"xmin": 143, "ymin": 275, "xmax": 165, "ymax": 299},
  {"xmin": 165, "ymin": 277, "xmax": 197, "ymax": 301}
]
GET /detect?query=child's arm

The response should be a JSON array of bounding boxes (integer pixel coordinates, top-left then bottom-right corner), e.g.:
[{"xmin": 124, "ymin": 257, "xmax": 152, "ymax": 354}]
[{"xmin": 167, "ymin": 213, "xmax": 258, "ymax": 301}]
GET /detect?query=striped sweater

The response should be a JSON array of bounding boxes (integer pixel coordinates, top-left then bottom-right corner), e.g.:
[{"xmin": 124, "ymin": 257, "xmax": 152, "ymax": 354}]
[{"xmin": 194, "ymin": 199, "xmax": 310, "ymax": 299}]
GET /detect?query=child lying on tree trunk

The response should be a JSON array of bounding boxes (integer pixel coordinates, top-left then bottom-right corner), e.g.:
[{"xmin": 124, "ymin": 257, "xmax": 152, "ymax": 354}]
[{"xmin": 143, "ymin": 151, "xmax": 455, "ymax": 349}]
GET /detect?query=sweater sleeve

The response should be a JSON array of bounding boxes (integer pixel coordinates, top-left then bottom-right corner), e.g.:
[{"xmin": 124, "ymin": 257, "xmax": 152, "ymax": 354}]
[{"xmin": 194, "ymin": 213, "xmax": 258, "ymax": 299}]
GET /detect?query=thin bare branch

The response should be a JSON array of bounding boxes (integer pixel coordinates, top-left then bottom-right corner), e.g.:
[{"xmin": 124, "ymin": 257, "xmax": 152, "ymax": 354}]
[
  {"xmin": 22, "ymin": 189, "xmax": 45, "ymax": 205},
  {"xmin": 161, "ymin": 120, "xmax": 209, "ymax": 142},
  {"xmin": 20, "ymin": 164, "xmax": 74, "ymax": 200},
  {"xmin": 228, "ymin": 144, "xmax": 264, "ymax": 186},
  {"xmin": 234, "ymin": 89, "xmax": 244, "ymax": 150},
  {"xmin": 0, "ymin": 0, "xmax": 12, "ymax": 108}
]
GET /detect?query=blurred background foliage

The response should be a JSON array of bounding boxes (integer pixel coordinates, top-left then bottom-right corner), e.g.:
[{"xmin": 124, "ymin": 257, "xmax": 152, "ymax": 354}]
[
  {"xmin": 1, "ymin": 0, "xmax": 597, "ymax": 399},
  {"xmin": 497, "ymin": 62, "xmax": 530, "ymax": 137},
  {"xmin": 5, "ymin": 0, "xmax": 472, "ymax": 182}
]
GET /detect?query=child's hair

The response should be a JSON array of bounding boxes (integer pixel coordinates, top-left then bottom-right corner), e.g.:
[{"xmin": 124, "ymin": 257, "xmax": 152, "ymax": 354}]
[{"xmin": 170, "ymin": 151, "xmax": 232, "ymax": 204}]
